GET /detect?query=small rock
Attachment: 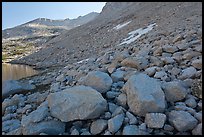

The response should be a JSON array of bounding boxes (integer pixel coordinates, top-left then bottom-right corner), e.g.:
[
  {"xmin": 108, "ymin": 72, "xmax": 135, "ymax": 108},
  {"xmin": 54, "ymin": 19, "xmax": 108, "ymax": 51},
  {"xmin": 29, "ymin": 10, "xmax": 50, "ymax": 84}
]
[
  {"xmin": 170, "ymin": 67, "xmax": 181, "ymax": 76},
  {"xmin": 179, "ymin": 66, "xmax": 197, "ymax": 80},
  {"xmin": 103, "ymin": 130, "xmax": 112, "ymax": 135},
  {"xmin": 162, "ymin": 57, "xmax": 175, "ymax": 64},
  {"xmin": 115, "ymin": 93, "xmax": 127, "ymax": 107},
  {"xmin": 2, "ymin": 94, "xmax": 25, "ymax": 115},
  {"xmin": 161, "ymin": 80, "xmax": 188, "ymax": 103},
  {"xmin": 154, "ymin": 71, "xmax": 168, "ymax": 80},
  {"xmin": 172, "ymin": 34, "xmax": 183, "ymax": 43},
  {"xmin": 144, "ymin": 66, "xmax": 158, "ymax": 77},
  {"xmin": 111, "ymin": 106, "xmax": 125, "ymax": 117},
  {"xmin": 191, "ymin": 58, "xmax": 202, "ymax": 69},
  {"xmin": 106, "ymin": 91, "xmax": 120, "ymax": 99},
  {"xmin": 145, "ymin": 113, "xmax": 166, "ymax": 128},
  {"xmin": 153, "ymin": 47, "xmax": 163, "ymax": 56},
  {"xmin": 4, "ymin": 105, "xmax": 17, "ymax": 115},
  {"xmin": 126, "ymin": 111, "xmax": 138, "ymax": 125},
  {"xmin": 108, "ymin": 113, "xmax": 124, "ymax": 134},
  {"xmin": 2, "ymin": 113, "xmax": 17, "ymax": 121},
  {"xmin": 81, "ymin": 131, "xmax": 91, "ymax": 135},
  {"xmin": 17, "ymin": 104, "xmax": 32, "ymax": 114},
  {"xmin": 197, "ymin": 101, "xmax": 202, "ymax": 110},
  {"xmin": 194, "ymin": 111, "xmax": 202, "ymax": 123},
  {"xmin": 50, "ymin": 82, "xmax": 60, "ymax": 92},
  {"xmin": 192, "ymin": 123, "xmax": 202, "ymax": 135},
  {"xmin": 138, "ymin": 123, "xmax": 147, "ymax": 131},
  {"xmin": 111, "ymin": 70, "xmax": 126, "ymax": 82},
  {"xmin": 21, "ymin": 101, "xmax": 49, "ymax": 127},
  {"xmin": 70, "ymin": 128, "xmax": 79, "ymax": 135},
  {"xmin": 108, "ymin": 102, "xmax": 118, "ymax": 114},
  {"xmin": 90, "ymin": 119, "xmax": 108, "ymax": 135},
  {"xmin": 56, "ymin": 74, "xmax": 65, "ymax": 82},
  {"xmin": 163, "ymin": 124, "xmax": 174, "ymax": 131},
  {"xmin": 104, "ymin": 112, "xmax": 112, "ymax": 120},
  {"xmin": 121, "ymin": 56, "xmax": 149, "ymax": 70},
  {"xmin": 6, "ymin": 127, "xmax": 22, "ymax": 135},
  {"xmin": 122, "ymin": 125, "xmax": 140, "ymax": 135},
  {"xmin": 79, "ymin": 71, "xmax": 113, "ymax": 93},
  {"xmin": 2, "ymin": 119, "xmax": 21, "ymax": 133},
  {"xmin": 185, "ymin": 97, "xmax": 197, "ymax": 108},
  {"xmin": 162, "ymin": 45, "xmax": 178, "ymax": 53}
]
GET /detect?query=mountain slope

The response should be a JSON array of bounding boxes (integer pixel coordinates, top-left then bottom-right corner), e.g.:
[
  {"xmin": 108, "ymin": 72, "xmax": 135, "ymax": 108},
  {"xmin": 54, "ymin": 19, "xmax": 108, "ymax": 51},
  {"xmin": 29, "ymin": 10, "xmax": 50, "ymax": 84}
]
[
  {"xmin": 2, "ymin": 12, "xmax": 99, "ymax": 39},
  {"xmin": 11, "ymin": 2, "xmax": 202, "ymax": 69}
]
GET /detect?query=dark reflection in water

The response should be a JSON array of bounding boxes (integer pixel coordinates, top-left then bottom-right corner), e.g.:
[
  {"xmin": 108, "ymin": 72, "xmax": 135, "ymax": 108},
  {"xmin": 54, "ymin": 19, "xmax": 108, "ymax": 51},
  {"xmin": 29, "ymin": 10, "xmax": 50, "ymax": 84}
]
[{"xmin": 2, "ymin": 63, "xmax": 38, "ymax": 81}]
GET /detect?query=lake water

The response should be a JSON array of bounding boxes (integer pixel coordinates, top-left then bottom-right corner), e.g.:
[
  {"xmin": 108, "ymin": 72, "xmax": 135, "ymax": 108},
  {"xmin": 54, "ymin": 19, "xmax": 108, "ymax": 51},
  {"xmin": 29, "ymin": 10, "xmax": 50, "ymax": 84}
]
[{"xmin": 2, "ymin": 63, "xmax": 39, "ymax": 81}]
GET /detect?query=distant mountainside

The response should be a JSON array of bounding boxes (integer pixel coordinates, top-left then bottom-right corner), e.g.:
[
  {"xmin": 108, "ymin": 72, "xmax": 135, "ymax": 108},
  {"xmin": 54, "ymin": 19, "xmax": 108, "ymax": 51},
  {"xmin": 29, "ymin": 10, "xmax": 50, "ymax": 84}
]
[
  {"xmin": 2, "ymin": 12, "xmax": 99, "ymax": 63},
  {"xmin": 2, "ymin": 12, "xmax": 99, "ymax": 39},
  {"xmin": 11, "ymin": 2, "xmax": 201, "ymax": 69}
]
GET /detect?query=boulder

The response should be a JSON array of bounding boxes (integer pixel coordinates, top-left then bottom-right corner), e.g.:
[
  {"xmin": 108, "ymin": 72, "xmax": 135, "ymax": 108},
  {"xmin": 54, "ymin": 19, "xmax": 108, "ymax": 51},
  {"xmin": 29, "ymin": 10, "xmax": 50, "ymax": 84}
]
[
  {"xmin": 2, "ymin": 80, "xmax": 35, "ymax": 99},
  {"xmin": 79, "ymin": 71, "xmax": 112, "ymax": 93},
  {"xmin": 47, "ymin": 85, "xmax": 107, "ymax": 122},
  {"xmin": 123, "ymin": 73, "xmax": 166, "ymax": 116},
  {"xmin": 145, "ymin": 113, "xmax": 166, "ymax": 128},
  {"xmin": 161, "ymin": 81, "xmax": 188, "ymax": 103},
  {"xmin": 168, "ymin": 110, "xmax": 198, "ymax": 132}
]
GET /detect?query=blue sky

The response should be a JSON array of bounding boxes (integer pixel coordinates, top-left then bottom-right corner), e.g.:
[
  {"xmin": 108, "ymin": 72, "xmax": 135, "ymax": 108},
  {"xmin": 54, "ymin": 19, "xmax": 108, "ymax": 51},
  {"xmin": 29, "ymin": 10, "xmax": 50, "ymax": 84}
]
[{"xmin": 2, "ymin": 2, "xmax": 106, "ymax": 30}]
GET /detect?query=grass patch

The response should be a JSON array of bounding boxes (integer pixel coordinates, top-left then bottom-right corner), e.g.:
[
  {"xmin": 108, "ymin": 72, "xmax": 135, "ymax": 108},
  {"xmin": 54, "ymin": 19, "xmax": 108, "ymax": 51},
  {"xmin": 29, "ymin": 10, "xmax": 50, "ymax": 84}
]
[{"xmin": 2, "ymin": 54, "xmax": 8, "ymax": 60}]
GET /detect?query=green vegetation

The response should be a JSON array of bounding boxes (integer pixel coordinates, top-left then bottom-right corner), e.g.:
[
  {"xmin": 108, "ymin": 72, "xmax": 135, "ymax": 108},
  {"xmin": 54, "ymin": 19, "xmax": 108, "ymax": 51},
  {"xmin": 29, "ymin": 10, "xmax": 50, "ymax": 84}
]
[
  {"xmin": 2, "ymin": 54, "xmax": 7, "ymax": 60},
  {"xmin": 2, "ymin": 41, "xmax": 36, "ymax": 61}
]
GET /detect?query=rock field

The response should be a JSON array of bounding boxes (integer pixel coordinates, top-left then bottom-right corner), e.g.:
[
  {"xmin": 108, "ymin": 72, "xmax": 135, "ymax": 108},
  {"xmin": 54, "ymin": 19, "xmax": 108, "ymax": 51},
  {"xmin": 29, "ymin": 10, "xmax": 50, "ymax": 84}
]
[{"xmin": 2, "ymin": 2, "xmax": 202, "ymax": 135}]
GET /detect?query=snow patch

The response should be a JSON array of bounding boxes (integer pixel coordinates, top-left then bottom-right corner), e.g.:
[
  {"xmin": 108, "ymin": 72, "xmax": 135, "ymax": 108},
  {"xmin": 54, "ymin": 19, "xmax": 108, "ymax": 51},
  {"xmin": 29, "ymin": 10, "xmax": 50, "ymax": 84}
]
[
  {"xmin": 113, "ymin": 21, "xmax": 131, "ymax": 30},
  {"xmin": 74, "ymin": 58, "xmax": 90, "ymax": 64},
  {"xmin": 119, "ymin": 23, "xmax": 157, "ymax": 45}
]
